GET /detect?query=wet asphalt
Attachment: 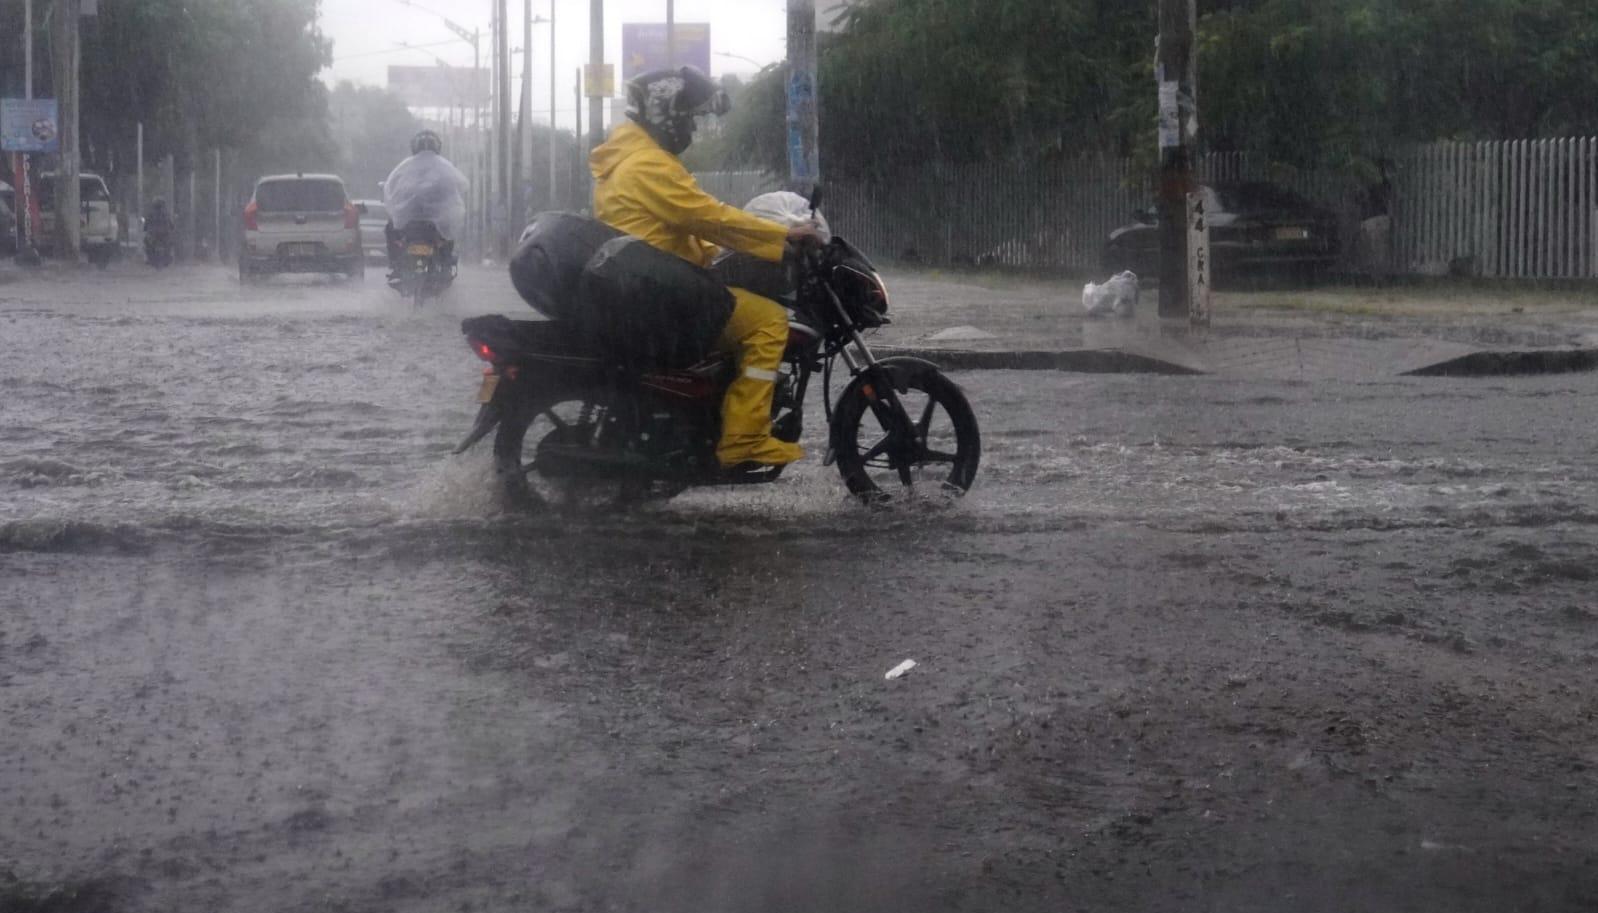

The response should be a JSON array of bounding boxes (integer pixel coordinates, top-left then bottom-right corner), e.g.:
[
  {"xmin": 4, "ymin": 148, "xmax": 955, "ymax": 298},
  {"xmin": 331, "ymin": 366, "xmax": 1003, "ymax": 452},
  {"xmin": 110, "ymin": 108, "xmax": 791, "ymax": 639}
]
[{"xmin": 2, "ymin": 262, "xmax": 1596, "ymax": 911}]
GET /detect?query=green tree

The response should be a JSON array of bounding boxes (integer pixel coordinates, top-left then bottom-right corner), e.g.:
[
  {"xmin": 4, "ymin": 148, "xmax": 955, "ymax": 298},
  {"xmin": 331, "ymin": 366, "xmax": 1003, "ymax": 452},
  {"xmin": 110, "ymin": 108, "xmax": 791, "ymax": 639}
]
[
  {"xmin": 328, "ymin": 82, "xmax": 422, "ymax": 200},
  {"xmin": 714, "ymin": 0, "xmax": 1598, "ymax": 181}
]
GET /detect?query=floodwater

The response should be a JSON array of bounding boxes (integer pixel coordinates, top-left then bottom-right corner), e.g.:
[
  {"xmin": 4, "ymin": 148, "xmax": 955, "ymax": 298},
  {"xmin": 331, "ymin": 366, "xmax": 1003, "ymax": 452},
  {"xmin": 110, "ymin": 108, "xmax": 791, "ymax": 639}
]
[{"xmin": 3, "ymin": 263, "xmax": 1596, "ymax": 911}]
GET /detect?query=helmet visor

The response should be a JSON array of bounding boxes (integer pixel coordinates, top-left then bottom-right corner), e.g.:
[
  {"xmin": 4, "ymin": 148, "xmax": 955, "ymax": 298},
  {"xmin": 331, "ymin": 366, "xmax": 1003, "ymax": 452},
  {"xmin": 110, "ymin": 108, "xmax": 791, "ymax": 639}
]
[{"xmin": 686, "ymin": 89, "xmax": 730, "ymax": 119}]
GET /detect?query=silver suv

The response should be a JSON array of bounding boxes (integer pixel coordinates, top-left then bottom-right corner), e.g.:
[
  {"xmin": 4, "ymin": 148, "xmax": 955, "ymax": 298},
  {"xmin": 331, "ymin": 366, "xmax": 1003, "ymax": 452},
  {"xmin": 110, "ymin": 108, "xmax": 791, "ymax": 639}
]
[{"xmin": 240, "ymin": 173, "xmax": 363, "ymax": 282}]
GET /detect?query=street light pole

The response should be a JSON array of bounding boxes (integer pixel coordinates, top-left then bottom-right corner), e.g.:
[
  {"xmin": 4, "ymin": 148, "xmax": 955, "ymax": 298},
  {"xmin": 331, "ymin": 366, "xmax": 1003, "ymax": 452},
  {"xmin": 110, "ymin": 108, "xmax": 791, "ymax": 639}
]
[{"xmin": 666, "ymin": 0, "xmax": 675, "ymax": 68}]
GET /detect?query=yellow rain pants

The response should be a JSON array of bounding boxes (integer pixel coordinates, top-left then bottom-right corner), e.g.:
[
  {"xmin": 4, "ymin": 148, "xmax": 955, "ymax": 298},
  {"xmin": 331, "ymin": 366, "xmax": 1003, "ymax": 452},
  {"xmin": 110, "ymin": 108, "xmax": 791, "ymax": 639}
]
[{"xmin": 715, "ymin": 288, "xmax": 804, "ymax": 467}]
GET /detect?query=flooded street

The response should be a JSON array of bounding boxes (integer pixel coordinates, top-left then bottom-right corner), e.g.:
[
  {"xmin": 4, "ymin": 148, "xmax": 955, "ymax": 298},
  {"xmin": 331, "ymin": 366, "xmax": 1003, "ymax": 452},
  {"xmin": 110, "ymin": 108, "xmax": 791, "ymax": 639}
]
[{"xmin": 3, "ymin": 265, "xmax": 1597, "ymax": 911}]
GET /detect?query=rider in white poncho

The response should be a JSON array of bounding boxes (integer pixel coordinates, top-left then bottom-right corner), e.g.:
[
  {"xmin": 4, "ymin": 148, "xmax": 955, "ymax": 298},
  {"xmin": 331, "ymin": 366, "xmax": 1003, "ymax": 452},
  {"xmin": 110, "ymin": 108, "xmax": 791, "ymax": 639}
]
[{"xmin": 382, "ymin": 129, "xmax": 469, "ymax": 272}]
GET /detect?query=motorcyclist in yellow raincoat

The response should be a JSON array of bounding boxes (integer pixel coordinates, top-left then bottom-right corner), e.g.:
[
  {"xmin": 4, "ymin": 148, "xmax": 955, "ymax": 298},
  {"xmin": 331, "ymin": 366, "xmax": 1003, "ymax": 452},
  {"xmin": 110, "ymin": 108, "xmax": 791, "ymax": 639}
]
[{"xmin": 590, "ymin": 66, "xmax": 822, "ymax": 469}]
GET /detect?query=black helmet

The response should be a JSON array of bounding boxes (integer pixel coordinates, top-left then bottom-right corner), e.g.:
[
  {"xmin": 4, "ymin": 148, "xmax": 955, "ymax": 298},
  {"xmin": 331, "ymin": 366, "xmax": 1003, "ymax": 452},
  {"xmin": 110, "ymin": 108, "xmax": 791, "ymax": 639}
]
[
  {"xmin": 411, "ymin": 129, "xmax": 443, "ymax": 156},
  {"xmin": 624, "ymin": 65, "xmax": 729, "ymax": 155}
]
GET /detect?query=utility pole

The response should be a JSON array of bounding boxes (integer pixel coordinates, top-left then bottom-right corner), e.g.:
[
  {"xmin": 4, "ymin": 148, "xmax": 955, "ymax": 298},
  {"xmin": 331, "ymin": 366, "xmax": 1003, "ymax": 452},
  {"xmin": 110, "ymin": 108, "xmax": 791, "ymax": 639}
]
[
  {"xmin": 1156, "ymin": 0, "xmax": 1206, "ymax": 323},
  {"xmin": 785, "ymin": 0, "xmax": 819, "ymax": 192},
  {"xmin": 53, "ymin": 0, "xmax": 82, "ymax": 262},
  {"xmin": 549, "ymin": 0, "xmax": 558, "ymax": 206},
  {"xmin": 517, "ymin": 0, "xmax": 533, "ymax": 232},
  {"xmin": 496, "ymin": 0, "xmax": 512, "ymax": 259},
  {"xmin": 13, "ymin": 0, "xmax": 39, "ymax": 262},
  {"xmin": 666, "ymin": 0, "xmax": 675, "ymax": 68},
  {"xmin": 573, "ymin": 66, "xmax": 584, "ymax": 208},
  {"xmin": 588, "ymin": 0, "xmax": 605, "ymax": 151}
]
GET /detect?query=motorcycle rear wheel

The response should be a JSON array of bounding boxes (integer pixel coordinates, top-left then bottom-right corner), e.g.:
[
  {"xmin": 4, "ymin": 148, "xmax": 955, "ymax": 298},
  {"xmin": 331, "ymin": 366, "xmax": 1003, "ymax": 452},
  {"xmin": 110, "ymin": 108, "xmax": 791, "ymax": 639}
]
[
  {"xmin": 493, "ymin": 392, "xmax": 684, "ymax": 511},
  {"xmin": 833, "ymin": 363, "xmax": 981, "ymax": 501}
]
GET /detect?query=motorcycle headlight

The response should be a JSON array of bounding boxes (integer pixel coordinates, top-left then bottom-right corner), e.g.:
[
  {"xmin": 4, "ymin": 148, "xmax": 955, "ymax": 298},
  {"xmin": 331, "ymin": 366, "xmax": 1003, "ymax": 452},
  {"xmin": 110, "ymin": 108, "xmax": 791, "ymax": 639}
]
[{"xmin": 834, "ymin": 265, "xmax": 890, "ymax": 324}]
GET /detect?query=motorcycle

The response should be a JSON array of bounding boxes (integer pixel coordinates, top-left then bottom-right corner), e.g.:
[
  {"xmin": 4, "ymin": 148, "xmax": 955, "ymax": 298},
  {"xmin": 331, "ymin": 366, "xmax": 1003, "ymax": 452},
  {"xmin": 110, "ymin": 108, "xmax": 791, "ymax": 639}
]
[
  {"xmin": 453, "ymin": 231, "xmax": 981, "ymax": 507},
  {"xmin": 143, "ymin": 218, "xmax": 174, "ymax": 268},
  {"xmin": 389, "ymin": 220, "xmax": 456, "ymax": 306}
]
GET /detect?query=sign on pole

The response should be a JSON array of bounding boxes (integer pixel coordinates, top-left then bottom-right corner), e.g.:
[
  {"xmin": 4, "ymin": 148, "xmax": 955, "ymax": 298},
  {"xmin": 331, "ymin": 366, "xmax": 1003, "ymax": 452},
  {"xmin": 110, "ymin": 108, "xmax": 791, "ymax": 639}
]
[
  {"xmin": 1, "ymin": 98, "xmax": 61, "ymax": 153},
  {"xmin": 584, "ymin": 64, "xmax": 615, "ymax": 99},
  {"xmin": 1186, "ymin": 189, "xmax": 1212, "ymax": 327},
  {"xmin": 621, "ymin": 23, "xmax": 711, "ymax": 80}
]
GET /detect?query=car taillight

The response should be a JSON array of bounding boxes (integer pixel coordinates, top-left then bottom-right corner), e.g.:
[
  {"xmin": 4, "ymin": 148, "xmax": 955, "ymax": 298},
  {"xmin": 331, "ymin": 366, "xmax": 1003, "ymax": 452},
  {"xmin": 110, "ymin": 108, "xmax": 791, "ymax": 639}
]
[
  {"xmin": 243, "ymin": 200, "xmax": 258, "ymax": 231},
  {"xmin": 343, "ymin": 202, "xmax": 358, "ymax": 230}
]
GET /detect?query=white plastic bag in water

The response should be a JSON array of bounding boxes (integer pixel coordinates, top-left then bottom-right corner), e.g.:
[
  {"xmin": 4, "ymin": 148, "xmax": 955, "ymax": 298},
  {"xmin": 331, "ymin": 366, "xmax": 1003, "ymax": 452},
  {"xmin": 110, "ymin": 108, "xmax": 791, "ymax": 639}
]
[
  {"xmin": 382, "ymin": 152, "xmax": 470, "ymax": 239},
  {"xmin": 1082, "ymin": 270, "xmax": 1139, "ymax": 317},
  {"xmin": 743, "ymin": 190, "xmax": 831, "ymax": 240}
]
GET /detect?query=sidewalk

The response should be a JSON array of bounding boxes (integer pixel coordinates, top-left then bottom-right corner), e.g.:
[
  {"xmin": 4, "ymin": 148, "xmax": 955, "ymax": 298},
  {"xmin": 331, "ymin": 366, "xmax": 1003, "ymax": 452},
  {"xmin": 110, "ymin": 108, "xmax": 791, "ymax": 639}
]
[{"xmin": 874, "ymin": 269, "xmax": 1598, "ymax": 379}]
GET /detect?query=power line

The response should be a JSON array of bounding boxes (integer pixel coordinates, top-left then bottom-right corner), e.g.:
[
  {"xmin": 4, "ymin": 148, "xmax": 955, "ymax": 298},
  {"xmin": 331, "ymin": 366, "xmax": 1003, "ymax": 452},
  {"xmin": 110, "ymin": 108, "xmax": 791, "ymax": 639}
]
[{"xmin": 332, "ymin": 38, "xmax": 463, "ymax": 63}]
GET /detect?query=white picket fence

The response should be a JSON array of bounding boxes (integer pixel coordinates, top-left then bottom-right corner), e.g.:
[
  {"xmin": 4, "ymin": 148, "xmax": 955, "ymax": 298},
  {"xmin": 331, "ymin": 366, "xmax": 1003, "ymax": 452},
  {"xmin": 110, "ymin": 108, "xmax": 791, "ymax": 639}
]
[
  {"xmin": 696, "ymin": 137, "xmax": 1598, "ymax": 279},
  {"xmin": 1394, "ymin": 139, "xmax": 1598, "ymax": 279}
]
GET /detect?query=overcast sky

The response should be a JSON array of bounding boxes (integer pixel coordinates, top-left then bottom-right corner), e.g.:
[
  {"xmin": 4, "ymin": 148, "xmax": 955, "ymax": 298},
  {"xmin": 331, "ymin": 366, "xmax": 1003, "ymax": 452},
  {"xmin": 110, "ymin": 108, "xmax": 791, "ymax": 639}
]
[{"xmin": 319, "ymin": 0, "xmax": 797, "ymax": 133}]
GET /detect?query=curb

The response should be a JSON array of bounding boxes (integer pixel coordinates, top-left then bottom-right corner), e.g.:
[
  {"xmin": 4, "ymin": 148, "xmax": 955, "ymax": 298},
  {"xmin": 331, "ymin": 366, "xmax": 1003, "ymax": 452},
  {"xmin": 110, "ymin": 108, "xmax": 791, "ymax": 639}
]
[
  {"xmin": 1402, "ymin": 348, "xmax": 1598, "ymax": 377},
  {"xmin": 874, "ymin": 347, "xmax": 1205, "ymax": 375}
]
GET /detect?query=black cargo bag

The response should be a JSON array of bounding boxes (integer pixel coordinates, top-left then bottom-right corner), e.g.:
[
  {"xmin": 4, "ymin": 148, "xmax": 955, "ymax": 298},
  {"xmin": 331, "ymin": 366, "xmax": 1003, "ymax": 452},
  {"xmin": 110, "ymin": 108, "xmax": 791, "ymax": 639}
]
[
  {"xmin": 576, "ymin": 236, "xmax": 736, "ymax": 370},
  {"xmin": 711, "ymin": 250, "xmax": 796, "ymax": 301},
  {"xmin": 508, "ymin": 211, "xmax": 622, "ymax": 320}
]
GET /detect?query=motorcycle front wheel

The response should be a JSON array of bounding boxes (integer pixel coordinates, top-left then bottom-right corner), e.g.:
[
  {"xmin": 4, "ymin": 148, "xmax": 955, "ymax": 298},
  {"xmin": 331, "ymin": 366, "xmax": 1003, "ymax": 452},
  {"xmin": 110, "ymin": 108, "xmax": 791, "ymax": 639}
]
[{"xmin": 832, "ymin": 362, "xmax": 981, "ymax": 501}]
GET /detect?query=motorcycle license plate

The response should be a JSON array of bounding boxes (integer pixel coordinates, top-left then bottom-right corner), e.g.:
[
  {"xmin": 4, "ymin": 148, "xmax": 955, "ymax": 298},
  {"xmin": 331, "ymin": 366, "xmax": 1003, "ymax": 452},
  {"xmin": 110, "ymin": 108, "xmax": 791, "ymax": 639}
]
[
  {"xmin": 407, "ymin": 243, "xmax": 435, "ymax": 256},
  {"xmin": 476, "ymin": 373, "xmax": 500, "ymax": 404}
]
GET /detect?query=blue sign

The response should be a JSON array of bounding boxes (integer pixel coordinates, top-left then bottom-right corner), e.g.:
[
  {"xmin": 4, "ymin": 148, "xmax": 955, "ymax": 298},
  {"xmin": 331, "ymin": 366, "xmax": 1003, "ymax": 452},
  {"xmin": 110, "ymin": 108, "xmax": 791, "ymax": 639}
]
[
  {"xmin": 1, "ymin": 98, "xmax": 61, "ymax": 154},
  {"xmin": 621, "ymin": 23, "xmax": 712, "ymax": 81}
]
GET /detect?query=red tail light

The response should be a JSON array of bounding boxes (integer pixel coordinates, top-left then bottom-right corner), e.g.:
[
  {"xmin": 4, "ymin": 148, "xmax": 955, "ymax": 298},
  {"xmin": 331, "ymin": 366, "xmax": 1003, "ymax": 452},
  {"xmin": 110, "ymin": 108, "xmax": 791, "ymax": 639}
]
[
  {"xmin": 468, "ymin": 338, "xmax": 497, "ymax": 362},
  {"xmin": 243, "ymin": 200, "xmax": 259, "ymax": 231},
  {"xmin": 343, "ymin": 202, "xmax": 358, "ymax": 230}
]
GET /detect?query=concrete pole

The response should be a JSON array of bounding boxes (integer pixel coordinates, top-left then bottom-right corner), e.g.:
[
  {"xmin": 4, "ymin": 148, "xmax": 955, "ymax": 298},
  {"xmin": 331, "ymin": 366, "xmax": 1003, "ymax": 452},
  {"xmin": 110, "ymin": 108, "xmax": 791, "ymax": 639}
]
[
  {"xmin": 135, "ymin": 121, "xmax": 143, "ymax": 227},
  {"xmin": 666, "ymin": 0, "xmax": 675, "ymax": 68},
  {"xmin": 53, "ymin": 0, "xmax": 82, "ymax": 261},
  {"xmin": 549, "ymin": 0, "xmax": 558, "ymax": 205},
  {"xmin": 213, "ymin": 147, "xmax": 222, "ymax": 261},
  {"xmin": 1156, "ymin": 0, "xmax": 1202, "ymax": 321},
  {"xmin": 520, "ymin": 0, "xmax": 533, "ymax": 226},
  {"xmin": 588, "ymin": 0, "xmax": 604, "ymax": 150},
  {"xmin": 785, "ymin": 0, "xmax": 819, "ymax": 191},
  {"xmin": 473, "ymin": 28, "xmax": 483, "ymax": 253},
  {"xmin": 497, "ymin": 0, "xmax": 512, "ymax": 258},
  {"xmin": 24, "ymin": 0, "xmax": 34, "ymax": 98},
  {"xmin": 573, "ymin": 66, "xmax": 583, "ymax": 208}
]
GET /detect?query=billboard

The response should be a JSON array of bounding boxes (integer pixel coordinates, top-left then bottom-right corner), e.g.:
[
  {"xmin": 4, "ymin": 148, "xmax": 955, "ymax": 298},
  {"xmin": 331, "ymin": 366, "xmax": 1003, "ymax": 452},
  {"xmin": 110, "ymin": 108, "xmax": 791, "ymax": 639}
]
[
  {"xmin": 387, "ymin": 65, "xmax": 489, "ymax": 109},
  {"xmin": 621, "ymin": 23, "xmax": 712, "ymax": 81},
  {"xmin": 1, "ymin": 99, "xmax": 61, "ymax": 154}
]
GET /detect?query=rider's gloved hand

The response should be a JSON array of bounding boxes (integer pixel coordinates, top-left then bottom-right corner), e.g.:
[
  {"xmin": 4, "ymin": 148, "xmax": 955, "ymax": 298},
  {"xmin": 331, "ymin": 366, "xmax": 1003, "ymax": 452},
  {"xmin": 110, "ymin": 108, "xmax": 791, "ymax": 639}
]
[{"xmin": 785, "ymin": 223, "xmax": 824, "ymax": 257}]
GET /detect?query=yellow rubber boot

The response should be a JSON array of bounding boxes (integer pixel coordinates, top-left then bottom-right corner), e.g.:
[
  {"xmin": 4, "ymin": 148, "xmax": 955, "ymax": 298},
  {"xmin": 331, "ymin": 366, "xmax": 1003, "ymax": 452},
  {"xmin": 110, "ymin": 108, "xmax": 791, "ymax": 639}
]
[{"xmin": 715, "ymin": 288, "xmax": 805, "ymax": 468}]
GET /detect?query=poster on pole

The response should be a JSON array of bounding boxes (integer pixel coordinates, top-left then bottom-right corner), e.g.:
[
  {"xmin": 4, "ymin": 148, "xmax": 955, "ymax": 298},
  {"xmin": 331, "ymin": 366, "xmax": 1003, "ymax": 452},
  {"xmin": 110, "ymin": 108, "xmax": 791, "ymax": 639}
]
[
  {"xmin": 621, "ymin": 23, "xmax": 712, "ymax": 80},
  {"xmin": 1, "ymin": 99, "xmax": 61, "ymax": 154}
]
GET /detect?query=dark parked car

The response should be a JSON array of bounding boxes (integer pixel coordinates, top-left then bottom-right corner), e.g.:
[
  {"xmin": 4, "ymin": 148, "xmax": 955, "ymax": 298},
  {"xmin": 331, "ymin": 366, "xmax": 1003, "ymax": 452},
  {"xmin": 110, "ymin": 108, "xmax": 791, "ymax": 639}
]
[{"xmin": 1102, "ymin": 182, "xmax": 1340, "ymax": 281}]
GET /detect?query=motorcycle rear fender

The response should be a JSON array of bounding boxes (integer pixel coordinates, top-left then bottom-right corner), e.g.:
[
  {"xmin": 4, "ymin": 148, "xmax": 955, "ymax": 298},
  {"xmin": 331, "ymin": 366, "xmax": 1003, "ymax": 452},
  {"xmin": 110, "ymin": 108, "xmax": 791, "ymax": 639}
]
[{"xmin": 453, "ymin": 402, "xmax": 500, "ymax": 454}]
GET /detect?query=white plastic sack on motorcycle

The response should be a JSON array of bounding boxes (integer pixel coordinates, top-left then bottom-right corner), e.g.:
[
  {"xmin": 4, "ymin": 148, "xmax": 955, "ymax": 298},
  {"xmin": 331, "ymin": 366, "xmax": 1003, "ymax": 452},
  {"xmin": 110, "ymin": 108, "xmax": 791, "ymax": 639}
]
[
  {"xmin": 383, "ymin": 153, "xmax": 469, "ymax": 239},
  {"xmin": 1082, "ymin": 271, "xmax": 1139, "ymax": 317},
  {"xmin": 743, "ymin": 191, "xmax": 831, "ymax": 240}
]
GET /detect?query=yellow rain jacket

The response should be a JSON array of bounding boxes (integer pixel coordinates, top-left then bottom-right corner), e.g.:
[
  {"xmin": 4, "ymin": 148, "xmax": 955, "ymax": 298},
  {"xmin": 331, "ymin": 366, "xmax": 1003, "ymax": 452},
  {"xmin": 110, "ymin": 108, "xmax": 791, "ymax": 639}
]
[{"xmin": 589, "ymin": 120, "xmax": 789, "ymax": 267}]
